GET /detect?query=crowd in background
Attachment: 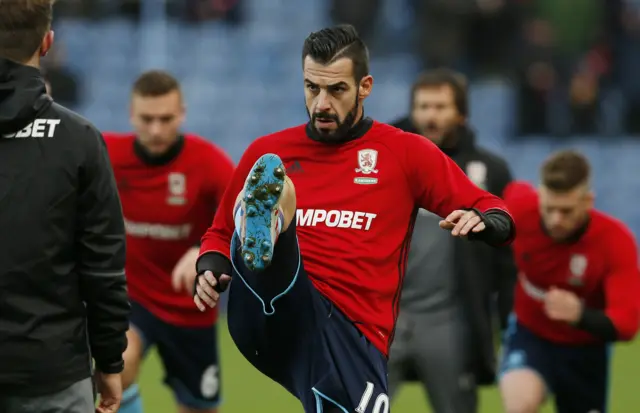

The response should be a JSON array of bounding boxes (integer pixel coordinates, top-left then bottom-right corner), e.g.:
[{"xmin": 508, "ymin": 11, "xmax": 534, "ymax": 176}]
[
  {"xmin": 338, "ymin": 0, "xmax": 640, "ymax": 137},
  {"xmin": 47, "ymin": 0, "xmax": 640, "ymax": 138}
]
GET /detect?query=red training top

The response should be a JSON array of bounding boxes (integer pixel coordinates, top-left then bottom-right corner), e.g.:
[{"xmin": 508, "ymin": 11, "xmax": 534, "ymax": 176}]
[
  {"xmin": 504, "ymin": 181, "xmax": 640, "ymax": 344},
  {"xmin": 105, "ymin": 132, "xmax": 234, "ymax": 327},
  {"xmin": 200, "ymin": 121, "xmax": 512, "ymax": 356}
]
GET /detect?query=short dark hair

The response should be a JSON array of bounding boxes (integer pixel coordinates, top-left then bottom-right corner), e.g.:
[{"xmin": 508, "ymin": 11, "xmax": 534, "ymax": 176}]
[
  {"xmin": 410, "ymin": 68, "xmax": 469, "ymax": 117},
  {"xmin": 132, "ymin": 70, "xmax": 181, "ymax": 97},
  {"xmin": 302, "ymin": 24, "xmax": 369, "ymax": 81},
  {"xmin": 540, "ymin": 150, "xmax": 591, "ymax": 192},
  {"xmin": 0, "ymin": 0, "xmax": 54, "ymax": 63}
]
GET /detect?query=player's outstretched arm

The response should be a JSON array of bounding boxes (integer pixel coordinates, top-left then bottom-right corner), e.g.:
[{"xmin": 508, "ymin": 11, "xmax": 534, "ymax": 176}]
[
  {"xmin": 402, "ymin": 132, "xmax": 515, "ymax": 246},
  {"xmin": 76, "ymin": 128, "xmax": 129, "ymax": 375}
]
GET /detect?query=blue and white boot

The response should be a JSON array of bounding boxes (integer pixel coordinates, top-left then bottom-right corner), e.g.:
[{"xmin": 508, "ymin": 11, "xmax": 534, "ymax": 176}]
[{"xmin": 234, "ymin": 153, "xmax": 286, "ymax": 272}]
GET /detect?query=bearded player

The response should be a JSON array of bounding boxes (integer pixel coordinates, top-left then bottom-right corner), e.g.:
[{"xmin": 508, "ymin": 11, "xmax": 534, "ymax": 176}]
[
  {"xmin": 193, "ymin": 25, "xmax": 515, "ymax": 413},
  {"xmin": 499, "ymin": 150, "xmax": 640, "ymax": 413},
  {"xmin": 104, "ymin": 70, "xmax": 234, "ymax": 413}
]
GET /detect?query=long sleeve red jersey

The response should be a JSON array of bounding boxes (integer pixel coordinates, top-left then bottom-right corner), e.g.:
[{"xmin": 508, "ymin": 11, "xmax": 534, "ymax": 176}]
[
  {"xmin": 200, "ymin": 121, "xmax": 513, "ymax": 355},
  {"xmin": 105, "ymin": 133, "xmax": 234, "ymax": 327},
  {"xmin": 504, "ymin": 181, "xmax": 640, "ymax": 343}
]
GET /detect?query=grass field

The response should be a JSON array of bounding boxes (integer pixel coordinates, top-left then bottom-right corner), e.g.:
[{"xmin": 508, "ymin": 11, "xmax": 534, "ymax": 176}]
[{"xmin": 138, "ymin": 318, "xmax": 640, "ymax": 412}]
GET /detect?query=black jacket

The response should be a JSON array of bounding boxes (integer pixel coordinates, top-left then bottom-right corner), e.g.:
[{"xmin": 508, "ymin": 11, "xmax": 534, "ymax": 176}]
[
  {"xmin": 392, "ymin": 117, "xmax": 517, "ymax": 385},
  {"xmin": 0, "ymin": 58, "xmax": 129, "ymax": 396}
]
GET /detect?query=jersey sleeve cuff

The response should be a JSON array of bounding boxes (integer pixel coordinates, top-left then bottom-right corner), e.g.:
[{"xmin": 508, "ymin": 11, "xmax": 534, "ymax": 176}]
[
  {"xmin": 95, "ymin": 359, "xmax": 124, "ymax": 374},
  {"xmin": 467, "ymin": 209, "xmax": 515, "ymax": 246},
  {"xmin": 196, "ymin": 251, "xmax": 232, "ymax": 276},
  {"xmin": 576, "ymin": 308, "xmax": 617, "ymax": 342}
]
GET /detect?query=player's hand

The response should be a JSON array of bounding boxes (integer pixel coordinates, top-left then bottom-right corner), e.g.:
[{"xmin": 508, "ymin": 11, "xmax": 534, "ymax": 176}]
[
  {"xmin": 94, "ymin": 371, "xmax": 122, "ymax": 413},
  {"xmin": 172, "ymin": 247, "xmax": 201, "ymax": 295},
  {"xmin": 194, "ymin": 270, "xmax": 232, "ymax": 311},
  {"xmin": 439, "ymin": 209, "xmax": 486, "ymax": 237},
  {"xmin": 544, "ymin": 287, "xmax": 583, "ymax": 323}
]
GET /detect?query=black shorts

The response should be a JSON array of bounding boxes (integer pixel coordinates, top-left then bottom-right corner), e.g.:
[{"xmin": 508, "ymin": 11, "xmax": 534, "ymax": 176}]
[
  {"xmin": 130, "ymin": 301, "xmax": 221, "ymax": 409},
  {"xmin": 227, "ymin": 223, "xmax": 389, "ymax": 413},
  {"xmin": 500, "ymin": 315, "xmax": 611, "ymax": 413}
]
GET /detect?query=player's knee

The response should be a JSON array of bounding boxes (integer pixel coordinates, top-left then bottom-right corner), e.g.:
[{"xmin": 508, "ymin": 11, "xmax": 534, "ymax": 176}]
[
  {"xmin": 501, "ymin": 392, "xmax": 541, "ymax": 413},
  {"xmin": 500, "ymin": 370, "xmax": 545, "ymax": 413},
  {"xmin": 122, "ymin": 328, "xmax": 145, "ymax": 389}
]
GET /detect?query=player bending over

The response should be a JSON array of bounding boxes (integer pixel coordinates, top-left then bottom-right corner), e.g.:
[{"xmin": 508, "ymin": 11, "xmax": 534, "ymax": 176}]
[
  {"xmin": 499, "ymin": 150, "xmax": 640, "ymax": 413},
  {"xmin": 193, "ymin": 25, "xmax": 515, "ymax": 413},
  {"xmin": 104, "ymin": 71, "xmax": 234, "ymax": 413}
]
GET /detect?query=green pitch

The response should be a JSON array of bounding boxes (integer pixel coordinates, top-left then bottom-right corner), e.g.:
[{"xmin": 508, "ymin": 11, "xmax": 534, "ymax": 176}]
[{"xmin": 138, "ymin": 318, "xmax": 640, "ymax": 412}]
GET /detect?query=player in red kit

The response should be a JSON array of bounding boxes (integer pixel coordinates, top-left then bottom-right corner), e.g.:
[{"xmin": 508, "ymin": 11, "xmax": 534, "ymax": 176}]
[
  {"xmin": 499, "ymin": 150, "xmax": 640, "ymax": 413},
  {"xmin": 193, "ymin": 25, "xmax": 515, "ymax": 413},
  {"xmin": 104, "ymin": 71, "xmax": 234, "ymax": 413},
  {"xmin": 194, "ymin": 26, "xmax": 514, "ymax": 413}
]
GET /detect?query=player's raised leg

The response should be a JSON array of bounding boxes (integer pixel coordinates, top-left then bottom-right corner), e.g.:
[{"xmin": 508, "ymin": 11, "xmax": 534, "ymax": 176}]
[
  {"xmin": 228, "ymin": 152, "xmax": 303, "ymax": 316},
  {"xmin": 234, "ymin": 153, "xmax": 296, "ymax": 272},
  {"xmin": 226, "ymin": 153, "xmax": 313, "ymax": 374},
  {"xmin": 500, "ymin": 370, "xmax": 546, "ymax": 413}
]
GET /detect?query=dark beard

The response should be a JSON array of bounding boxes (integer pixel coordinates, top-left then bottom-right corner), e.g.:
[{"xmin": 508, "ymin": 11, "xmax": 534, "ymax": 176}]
[{"xmin": 307, "ymin": 96, "xmax": 359, "ymax": 143}]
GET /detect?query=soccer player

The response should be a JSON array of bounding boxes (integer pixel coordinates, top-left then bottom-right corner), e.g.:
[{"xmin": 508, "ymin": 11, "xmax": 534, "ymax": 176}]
[
  {"xmin": 193, "ymin": 25, "xmax": 515, "ymax": 413},
  {"xmin": 499, "ymin": 150, "xmax": 640, "ymax": 413},
  {"xmin": 0, "ymin": 1, "xmax": 128, "ymax": 412},
  {"xmin": 104, "ymin": 71, "xmax": 234, "ymax": 413},
  {"xmin": 387, "ymin": 69, "xmax": 517, "ymax": 413}
]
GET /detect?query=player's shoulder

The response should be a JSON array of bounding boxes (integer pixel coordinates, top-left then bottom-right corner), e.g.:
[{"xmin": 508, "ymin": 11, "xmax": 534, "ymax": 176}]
[
  {"xmin": 503, "ymin": 181, "xmax": 538, "ymax": 216},
  {"xmin": 183, "ymin": 133, "xmax": 232, "ymax": 161},
  {"xmin": 367, "ymin": 120, "xmax": 437, "ymax": 158},
  {"xmin": 183, "ymin": 133, "xmax": 215, "ymax": 147},
  {"xmin": 102, "ymin": 132, "xmax": 135, "ymax": 147},
  {"xmin": 101, "ymin": 132, "xmax": 135, "ymax": 158},
  {"xmin": 592, "ymin": 210, "xmax": 636, "ymax": 244},
  {"xmin": 371, "ymin": 120, "xmax": 420, "ymax": 142}
]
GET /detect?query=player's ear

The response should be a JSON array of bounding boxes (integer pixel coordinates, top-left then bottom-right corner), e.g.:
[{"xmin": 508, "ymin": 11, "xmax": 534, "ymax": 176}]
[
  {"xmin": 358, "ymin": 75, "xmax": 373, "ymax": 100},
  {"xmin": 585, "ymin": 190, "xmax": 595, "ymax": 208},
  {"xmin": 40, "ymin": 31, "xmax": 54, "ymax": 57},
  {"xmin": 178, "ymin": 104, "xmax": 187, "ymax": 124}
]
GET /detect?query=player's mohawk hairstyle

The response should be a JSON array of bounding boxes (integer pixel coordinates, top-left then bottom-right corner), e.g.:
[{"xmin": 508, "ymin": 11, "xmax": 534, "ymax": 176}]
[
  {"xmin": 540, "ymin": 150, "xmax": 591, "ymax": 192},
  {"xmin": 302, "ymin": 24, "xmax": 370, "ymax": 81}
]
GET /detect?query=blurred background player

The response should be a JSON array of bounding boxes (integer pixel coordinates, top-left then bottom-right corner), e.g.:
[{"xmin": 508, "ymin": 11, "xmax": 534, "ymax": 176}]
[
  {"xmin": 193, "ymin": 25, "xmax": 515, "ymax": 413},
  {"xmin": 388, "ymin": 69, "xmax": 516, "ymax": 413},
  {"xmin": 104, "ymin": 70, "xmax": 234, "ymax": 413},
  {"xmin": 499, "ymin": 150, "xmax": 640, "ymax": 413}
]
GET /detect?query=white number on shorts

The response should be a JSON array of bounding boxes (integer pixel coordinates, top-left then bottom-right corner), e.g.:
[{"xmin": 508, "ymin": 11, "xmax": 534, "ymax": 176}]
[
  {"xmin": 200, "ymin": 365, "xmax": 219, "ymax": 398},
  {"xmin": 356, "ymin": 382, "xmax": 389, "ymax": 413}
]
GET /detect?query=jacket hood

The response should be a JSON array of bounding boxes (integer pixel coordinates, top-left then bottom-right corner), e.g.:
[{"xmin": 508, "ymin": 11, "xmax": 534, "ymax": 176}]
[{"xmin": 0, "ymin": 57, "xmax": 50, "ymax": 135}]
